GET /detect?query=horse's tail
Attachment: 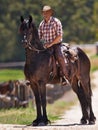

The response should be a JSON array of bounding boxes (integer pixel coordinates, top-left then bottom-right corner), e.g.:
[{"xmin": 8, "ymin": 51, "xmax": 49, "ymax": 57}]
[
  {"xmin": 77, "ymin": 47, "xmax": 91, "ymax": 68},
  {"xmin": 76, "ymin": 47, "xmax": 92, "ymax": 96},
  {"xmin": 76, "ymin": 47, "xmax": 91, "ymax": 74}
]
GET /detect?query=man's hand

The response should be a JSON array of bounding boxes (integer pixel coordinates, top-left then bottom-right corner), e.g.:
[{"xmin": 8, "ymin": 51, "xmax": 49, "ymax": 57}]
[{"xmin": 44, "ymin": 43, "xmax": 53, "ymax": 48}]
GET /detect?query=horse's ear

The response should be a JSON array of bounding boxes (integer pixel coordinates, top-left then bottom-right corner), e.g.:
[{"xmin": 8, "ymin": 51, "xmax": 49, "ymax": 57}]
[
  {"xmin": 29, "ymin": 15, "xmax": 32, "ymax": 23},
  {"xmin": 20, "ymin": 16, "xmax": 24, "ymax": 23}
]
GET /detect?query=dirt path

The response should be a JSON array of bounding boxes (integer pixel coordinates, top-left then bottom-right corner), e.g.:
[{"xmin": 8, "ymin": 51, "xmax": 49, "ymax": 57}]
[
  {"xmin": 53, "ymin": 71, "xmax": 98, "ymax": 130},
  {"xmin": 0, "ymin": 71, "xmax": 98, "ymax": 130}
]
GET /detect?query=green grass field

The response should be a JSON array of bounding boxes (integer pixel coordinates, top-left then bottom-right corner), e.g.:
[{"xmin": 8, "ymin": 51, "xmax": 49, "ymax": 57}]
[
  {"xmin": 0, "ymin": 101, "xmax": 74, "ymax": 125},
  {"xmin": 0, "ymin": 69, "xmax": 24, "ymax": 82}
]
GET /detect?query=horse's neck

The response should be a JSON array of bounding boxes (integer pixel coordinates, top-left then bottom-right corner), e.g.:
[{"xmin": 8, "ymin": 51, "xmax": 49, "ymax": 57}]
[
  {"xmin": 25, "ymin": 48, "xmax": 51, "ymax": 65},
  {"xmin": 32, "ymin": 39, "xmax": 43, "ymax": 50},
  {"xmin": 32, "ymin": 27, "xmax": 43, "ymax": 50},
  {"xmin": 25, "ymin": 49, "xmax": 35, "ymax": 64}
]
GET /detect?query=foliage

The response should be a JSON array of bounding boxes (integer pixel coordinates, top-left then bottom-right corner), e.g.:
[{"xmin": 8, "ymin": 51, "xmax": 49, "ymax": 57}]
[
  {"xmin": 94, "ymin": 1, "xmax": 98, "ymax": 40},
  {"xmin": 0, "ymin": 0, "xmax": 97, "ymax": 62}
]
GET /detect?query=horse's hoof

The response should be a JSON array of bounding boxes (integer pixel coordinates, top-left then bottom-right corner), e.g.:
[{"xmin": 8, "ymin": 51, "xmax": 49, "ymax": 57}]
[
  {"xmin": 38, "ymin": 122, "xmax": 46, "ymax": 126},
  {"xmin": 43, "ymin": 119, "xmax": 51, "ymax": 125},
  {"xmin": 32, "ymin": 122, "xmax": 38, "ymax": 126},
  {"xmin": 89, "ymin": 117, "xmax": 96, "ymax": 125},
  {"xmin": 32, "ymin": 119, "xmax": 39, "ymax": 126},
  {"xmin": 32, "ymin": 119, "xmax": 47, "ymax": 126},
  {"xmin": 80, "ymin": 118, "xmax": 87, "ymax": 124},
  {"xmin": 89, "ymin": 120, "xmax": 95, "ymax": 125},
  {"xmin": 46, "ymin": 120, "xmax": 51, "ymax": 125}
]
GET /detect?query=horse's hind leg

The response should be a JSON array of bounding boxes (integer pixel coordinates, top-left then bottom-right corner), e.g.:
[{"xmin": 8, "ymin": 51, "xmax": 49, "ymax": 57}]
[
  {"xmin": 71, "ymin": 77, "xmax": 90, "ymax": 124},
  {"xmin": 75, "ymin": 77, "xmax": 96, "ymax": 124},
  {"xmin": 77, "ymin": 82, "xmax": 90, "ymax": 124},
  {"xmin": 80, "ymin": 78, "xmax": 96, "ymax": 124}
]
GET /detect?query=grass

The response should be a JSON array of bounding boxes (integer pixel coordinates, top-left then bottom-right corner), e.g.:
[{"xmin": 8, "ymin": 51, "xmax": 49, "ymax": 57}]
[
  {"xmin": 0, "ymin": 69, "xmax": 24, "ymax": 82},
  {"xmin": 0, "ymin": 106, "xmax": 35, "ymax": 125},
  {"xmin": 0, "ymin": 101, "xmax": 74, "ymax": 125}
]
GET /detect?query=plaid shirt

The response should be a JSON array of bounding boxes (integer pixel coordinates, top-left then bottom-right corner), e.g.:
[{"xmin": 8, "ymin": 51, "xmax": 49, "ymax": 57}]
[{"xmin": 38, "ymin": 17, "xmax": 63, "ymax": 43}]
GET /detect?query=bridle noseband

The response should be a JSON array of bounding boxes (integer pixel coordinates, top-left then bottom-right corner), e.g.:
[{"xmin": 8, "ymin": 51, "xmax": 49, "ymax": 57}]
[{"xmin": 22, "ymin": 32, "xmax": 46, "ymax": 53}]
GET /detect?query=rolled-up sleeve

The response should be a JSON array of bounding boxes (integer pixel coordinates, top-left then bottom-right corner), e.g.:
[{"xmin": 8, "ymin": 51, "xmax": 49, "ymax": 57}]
[
  {"xmin": 38, "ymin": 25, "xmax": 42, "ymax": 39},
  {"xmin": 55, "ymin": 19, "xmax": 63, "ymax": 37}
]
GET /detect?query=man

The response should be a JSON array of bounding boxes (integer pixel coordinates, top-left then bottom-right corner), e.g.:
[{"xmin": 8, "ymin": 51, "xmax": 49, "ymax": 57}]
[{"xmin": 38, "ymin": 5, "xmax": 68, "ymax": 84}]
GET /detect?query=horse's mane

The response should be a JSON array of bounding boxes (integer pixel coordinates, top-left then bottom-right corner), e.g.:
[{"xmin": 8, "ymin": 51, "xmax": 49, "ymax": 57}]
[{"xmin": 31, "ymin": 22, "xmax": 43, "ymax": 50}]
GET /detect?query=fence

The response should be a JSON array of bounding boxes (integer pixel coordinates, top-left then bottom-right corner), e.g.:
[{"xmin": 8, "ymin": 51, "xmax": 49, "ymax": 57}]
[
  {"xmin": 0, "ymin": 80, "xmax": 34, "ymax": 108},
  {"xmin": 0, "ymin": 80, "xmax": 71, "ymax": 108},
  {"xmin": 0, "ymin": 62, "xmax": 25, "ymax": 69}
]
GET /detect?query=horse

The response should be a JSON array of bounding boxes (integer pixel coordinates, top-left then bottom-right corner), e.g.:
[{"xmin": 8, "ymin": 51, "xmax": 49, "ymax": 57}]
[{"xmin": 19, "ymin": 15, "xmax": 96, "ymax": 126}]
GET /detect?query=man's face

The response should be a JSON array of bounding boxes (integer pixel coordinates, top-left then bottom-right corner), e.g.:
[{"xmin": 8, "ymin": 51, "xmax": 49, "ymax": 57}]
[{"xmin": 42, "ymin": 10, "xmax": 52, "ymax": 22}]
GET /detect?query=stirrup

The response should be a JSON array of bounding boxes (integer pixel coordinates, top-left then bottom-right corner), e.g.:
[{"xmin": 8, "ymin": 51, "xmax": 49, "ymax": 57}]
[{"xmin": 60, "ymin": 76, "xmax": 67, "ymax": 86}]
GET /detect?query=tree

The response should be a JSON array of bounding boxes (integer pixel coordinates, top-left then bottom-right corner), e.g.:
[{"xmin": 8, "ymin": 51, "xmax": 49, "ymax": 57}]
[{"xmin": 0, "ymin": 0, "xmax": 96, "ymax": 62}]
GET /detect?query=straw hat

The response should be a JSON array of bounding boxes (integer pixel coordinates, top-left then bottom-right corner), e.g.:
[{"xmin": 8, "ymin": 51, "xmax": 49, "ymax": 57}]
[{"xmin": 42, "ymin": 5, "xmax": 53, "ymax": 12}]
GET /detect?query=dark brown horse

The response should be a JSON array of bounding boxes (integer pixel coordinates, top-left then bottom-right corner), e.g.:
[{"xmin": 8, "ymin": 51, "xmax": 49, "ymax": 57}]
[{"xmin": 19, "ymin": 16, "xmax": 96, "ymax": 126}]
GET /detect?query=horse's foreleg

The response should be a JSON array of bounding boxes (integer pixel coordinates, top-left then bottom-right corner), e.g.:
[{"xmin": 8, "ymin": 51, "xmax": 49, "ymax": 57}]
[
  {"xmin": 39, "ymin": 81, "xmax": 50, "ymax": 125},
  {"xmin": 31, "ymin": 83, "xmax": 42, "ymax": 126}
]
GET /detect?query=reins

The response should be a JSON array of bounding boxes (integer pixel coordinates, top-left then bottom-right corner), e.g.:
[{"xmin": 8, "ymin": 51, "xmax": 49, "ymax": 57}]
[{"xmin": 27, "ymin": 42, "xmax": 46, "ymax": 53}]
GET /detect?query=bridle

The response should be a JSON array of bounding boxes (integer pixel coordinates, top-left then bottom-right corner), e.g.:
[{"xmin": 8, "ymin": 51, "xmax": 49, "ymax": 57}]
[
  {"xmin": 20, "ymin": 16, "xmax": 46, "ymax": 53},
  {"xmin": 25, "ymin": 41, "xmax": 46, "ymax": 53},
  {"xmin": 21, "ymin": 29, "xmax": 46, "ymax": 53}
]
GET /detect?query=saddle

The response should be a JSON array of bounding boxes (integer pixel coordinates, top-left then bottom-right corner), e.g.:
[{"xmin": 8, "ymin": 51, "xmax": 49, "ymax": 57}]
[
  {"xmin": 61, "ymin": 43, "xmax": 78, "ymax": 62},
  {"xmin": 49, "ymin": 43, "xmax": 78, "ymax": 80}
]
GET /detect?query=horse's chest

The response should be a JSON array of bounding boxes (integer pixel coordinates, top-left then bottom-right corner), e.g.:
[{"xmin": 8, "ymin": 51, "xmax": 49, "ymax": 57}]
[{"xmin": 25, "ymin": 61, "xmax": 46, "ymax": 74}]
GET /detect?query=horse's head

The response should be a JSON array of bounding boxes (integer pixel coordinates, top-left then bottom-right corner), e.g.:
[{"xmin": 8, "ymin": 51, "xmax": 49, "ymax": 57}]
[{"xmin": 19, "ymin": 15, "xmax": 38, "ymax": 48}]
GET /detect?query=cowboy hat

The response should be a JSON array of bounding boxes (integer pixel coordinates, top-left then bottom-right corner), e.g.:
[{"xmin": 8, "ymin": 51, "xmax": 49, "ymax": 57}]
[{"xmin": 42, "ymin": 5, "xmax": 53, "ymax": 12}]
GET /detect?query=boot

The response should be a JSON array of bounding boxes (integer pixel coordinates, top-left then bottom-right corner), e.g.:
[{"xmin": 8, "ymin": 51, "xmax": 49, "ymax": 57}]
[
  {"xmin": 57, "ymin": 56, "xmax": 69, "ymax": 79},
  {"xmin": 60, "ymin": 76, "xmax": 67, "ymax": 86}
]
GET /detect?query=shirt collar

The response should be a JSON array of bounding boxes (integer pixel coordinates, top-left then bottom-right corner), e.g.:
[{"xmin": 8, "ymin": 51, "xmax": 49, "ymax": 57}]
[{"xmin": 44, "ymin": 17, "xmax": 53, "ymax": 24}]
